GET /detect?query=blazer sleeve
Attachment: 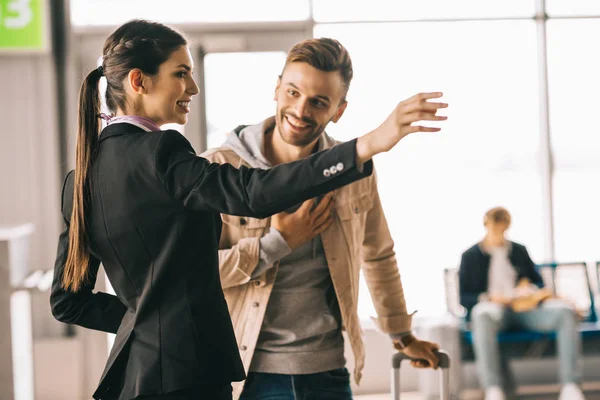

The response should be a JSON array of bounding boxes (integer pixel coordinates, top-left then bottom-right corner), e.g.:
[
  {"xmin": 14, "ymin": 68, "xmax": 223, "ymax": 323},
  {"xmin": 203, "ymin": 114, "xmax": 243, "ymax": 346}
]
[
  {"xmin": 459, "ymin": 251, "xmax": 481, "ymax": 312},
  {"xmin": 154, "ymin": 130, "xmax": 373, "ymax": 218},
  {"xmin": 50, "ymin": 171, "xmax": 127, "ymax": 334}
]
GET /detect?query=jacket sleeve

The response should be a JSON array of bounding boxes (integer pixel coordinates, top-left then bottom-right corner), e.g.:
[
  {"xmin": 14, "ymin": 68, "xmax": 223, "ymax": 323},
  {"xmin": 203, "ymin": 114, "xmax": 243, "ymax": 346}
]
[
  {"xmin": 218, "ymin": 229, "xmax": 292, "ymax": 289},
  {"xmin": 154, "ymin": 130, "xmax": 373, "ymax": 218},
  {"xmin": 50, "ymin": 171, "xmax": 127, "ymax": 334},
  {"xmin": 361, "ymin": 168, "xmax": 413, "ymax": 334},
  {"xmin": 520, "ymin": 245, "xmax": 544, "ymax": 288},
  {"xmin": 217, "ymin": 237, "xmax": 261, "ymax": 289},
  {"xmin": 459, "ymin": 251, "xmax": 481, "ymax": 312}
]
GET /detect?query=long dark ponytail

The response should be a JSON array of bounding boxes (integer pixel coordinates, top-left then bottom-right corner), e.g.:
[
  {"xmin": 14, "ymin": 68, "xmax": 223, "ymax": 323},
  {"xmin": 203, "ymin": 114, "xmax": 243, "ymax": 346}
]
[{"xmin": 62, "ymin": 67, "xmax": 102, "ymax": 292}]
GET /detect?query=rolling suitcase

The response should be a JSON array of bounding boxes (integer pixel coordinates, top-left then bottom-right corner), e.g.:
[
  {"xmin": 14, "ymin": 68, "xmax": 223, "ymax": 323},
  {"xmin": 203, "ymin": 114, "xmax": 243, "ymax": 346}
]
[{"xmin": 391, "ymin": 350, "xmax": 451, "ymax": 400}]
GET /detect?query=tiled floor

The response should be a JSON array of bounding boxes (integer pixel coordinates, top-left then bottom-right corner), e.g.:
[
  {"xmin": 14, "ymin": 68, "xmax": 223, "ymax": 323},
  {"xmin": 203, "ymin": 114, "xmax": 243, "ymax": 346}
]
[
  {"xmin": 357, "ymin": 394, "xmax": 600, "ymax": 400},
  {"xmin": 355, "ymin": 383, "xmax": 600, "ymax": 399}
]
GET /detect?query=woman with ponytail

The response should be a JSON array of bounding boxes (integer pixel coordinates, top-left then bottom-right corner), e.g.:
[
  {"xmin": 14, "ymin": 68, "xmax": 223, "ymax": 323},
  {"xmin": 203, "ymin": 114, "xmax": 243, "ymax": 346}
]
[{"xmin": 50, "ymin": 19, "xmax": 446, "ymax": 400}]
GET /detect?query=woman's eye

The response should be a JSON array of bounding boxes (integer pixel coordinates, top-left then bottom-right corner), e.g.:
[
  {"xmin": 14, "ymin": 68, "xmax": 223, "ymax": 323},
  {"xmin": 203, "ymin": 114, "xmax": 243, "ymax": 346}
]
[{"xmin": 177, "ymin": 71, "xmax": 187, "ymax": 78}]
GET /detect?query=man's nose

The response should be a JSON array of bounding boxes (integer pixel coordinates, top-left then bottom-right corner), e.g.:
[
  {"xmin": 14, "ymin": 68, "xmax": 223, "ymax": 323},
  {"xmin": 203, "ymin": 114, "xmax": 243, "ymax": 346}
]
[{"xmin": 294, "ymin": 98, "xmax": 310, "ymax": 119}]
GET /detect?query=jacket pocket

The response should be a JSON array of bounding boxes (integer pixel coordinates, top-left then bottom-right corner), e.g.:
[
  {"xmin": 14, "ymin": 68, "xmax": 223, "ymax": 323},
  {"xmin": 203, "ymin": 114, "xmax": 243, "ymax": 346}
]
[
  {"xmin": 221, "ymin": 214, "xmax": 269, "ymax": 229},
  {"xmin": 336, "ymin": 193, "xmax": 374, "ymax": 220},
  {"xmin": 335, "ymin": 193, "xmax": 374, "ymax": 297}
]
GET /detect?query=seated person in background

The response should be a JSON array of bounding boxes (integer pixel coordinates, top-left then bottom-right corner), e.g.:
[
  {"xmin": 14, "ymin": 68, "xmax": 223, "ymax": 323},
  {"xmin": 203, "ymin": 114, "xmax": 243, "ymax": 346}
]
[{"xmin": 459, "ymin": 207, "xmax": 584, "ymax": 400}]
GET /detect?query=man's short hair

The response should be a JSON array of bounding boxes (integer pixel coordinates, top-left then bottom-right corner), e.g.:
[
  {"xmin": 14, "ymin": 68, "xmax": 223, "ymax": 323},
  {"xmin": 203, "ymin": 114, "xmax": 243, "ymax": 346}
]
[
  {"xmin": 484, "ymin": 207, "xmax": 511, "ymax": 226},
  {"xmin": 283, "ymin": 38, "xmax": 353, "ymax": 102}
]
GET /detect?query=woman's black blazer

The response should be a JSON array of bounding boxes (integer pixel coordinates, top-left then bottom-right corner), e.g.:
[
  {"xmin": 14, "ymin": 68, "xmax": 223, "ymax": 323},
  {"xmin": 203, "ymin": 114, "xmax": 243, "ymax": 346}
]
[{"xmin": 50, "ymin": 122, "xmax": 372, "ymax": 400}]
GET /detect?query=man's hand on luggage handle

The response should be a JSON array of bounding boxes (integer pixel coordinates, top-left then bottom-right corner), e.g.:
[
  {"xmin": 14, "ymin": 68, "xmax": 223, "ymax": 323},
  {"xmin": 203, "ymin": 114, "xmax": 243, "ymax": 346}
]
[{"xmin": 394, "ymin": 335, "xmax": 441, "ymax": 369}]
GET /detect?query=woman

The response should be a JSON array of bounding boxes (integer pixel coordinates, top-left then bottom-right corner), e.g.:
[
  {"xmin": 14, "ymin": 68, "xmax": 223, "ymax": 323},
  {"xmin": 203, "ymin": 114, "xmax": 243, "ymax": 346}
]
[{"xmin": 50, "ymin": 20, "xmax": 446, "ymax": 400}]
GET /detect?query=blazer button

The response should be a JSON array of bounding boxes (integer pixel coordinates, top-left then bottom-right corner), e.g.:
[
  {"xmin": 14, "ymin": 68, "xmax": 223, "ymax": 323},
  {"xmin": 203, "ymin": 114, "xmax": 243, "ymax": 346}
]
[
  {"xmin": 240, "ymin": 218, "xmax": 247, "ymax": 225},
  {"xmin": 329, "ymin": 166, "xmax": 338, "ymax": 175},
  {"xmin": 240, "ymin": 345, "xmax": 247, "ymax": 351},
  {"xmin": 323, "ymin": 169, "xmax": 331, "ymax": 177},
  {"xmin": 354, "ymin": 207, "xmax": 359, "ymax": 214},
  {"xmin": 336, "ymin": 162, "xmax": 344, "ymax": 171}
]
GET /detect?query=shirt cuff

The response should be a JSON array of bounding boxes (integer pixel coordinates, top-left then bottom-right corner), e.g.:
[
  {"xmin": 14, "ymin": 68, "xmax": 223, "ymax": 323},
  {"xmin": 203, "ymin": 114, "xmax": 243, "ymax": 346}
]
[{"xmin": 250, "ymin": 228, "xmax": 293, "ymax": 279}]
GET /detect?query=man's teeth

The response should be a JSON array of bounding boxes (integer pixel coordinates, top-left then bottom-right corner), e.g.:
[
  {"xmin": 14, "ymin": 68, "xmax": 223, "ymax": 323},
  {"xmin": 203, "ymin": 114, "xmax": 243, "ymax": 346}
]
[{"xmin": 287, "ymin": 116, "xmax": 308, "ymax": 128}]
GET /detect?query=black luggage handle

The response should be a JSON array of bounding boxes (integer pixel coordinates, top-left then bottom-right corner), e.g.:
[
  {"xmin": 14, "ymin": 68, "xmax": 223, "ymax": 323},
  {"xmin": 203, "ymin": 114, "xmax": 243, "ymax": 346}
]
[
  {"xmin": 391, "ymin": 350, "xmax": 451, "ymax": 400},
  {"xmin": 392, "ymin": 349, "xmax": 450, "ymax": 369}
]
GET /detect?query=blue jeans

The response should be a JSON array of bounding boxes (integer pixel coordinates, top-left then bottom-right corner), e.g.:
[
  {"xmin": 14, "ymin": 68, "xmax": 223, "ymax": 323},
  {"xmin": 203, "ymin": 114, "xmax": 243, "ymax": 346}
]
[
  {"xmin": 239, "ymin": 369, "xmax": 353, "ymax": 400},
  {"xmin": 471, "ymin": 299, "xmax": 582, "ymax": 390}
]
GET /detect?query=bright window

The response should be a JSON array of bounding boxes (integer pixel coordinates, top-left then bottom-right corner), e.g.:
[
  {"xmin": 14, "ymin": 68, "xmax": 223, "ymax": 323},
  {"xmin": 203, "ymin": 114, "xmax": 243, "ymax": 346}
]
[
  {"xmin": 312, "ymin": 0, "xmax": 535, "ymax": 22},
  {"xmin": 70, "ymin": 0, "xmax": 310, "ymax": 26},
  {"xmin": 547, "ymin": 19, "xmax": 600, "ymax": 262},
  {"xmin": 204, "ymin": 52, "xmax": 286, "ymax": 149},
  {"xmin": 315, "ymin": 21, "xmax": 543, "ymax": 318},
  {"xmin": 546, "ymin": 1, "xmax": 600, "ymax": 17}
]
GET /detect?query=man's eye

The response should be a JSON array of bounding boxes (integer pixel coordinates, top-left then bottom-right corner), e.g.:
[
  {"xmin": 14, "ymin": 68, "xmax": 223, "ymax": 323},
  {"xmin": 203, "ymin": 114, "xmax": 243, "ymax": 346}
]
[{"xmin": 288, "ymin": 89, "xmax": 298, "ymax": 96}]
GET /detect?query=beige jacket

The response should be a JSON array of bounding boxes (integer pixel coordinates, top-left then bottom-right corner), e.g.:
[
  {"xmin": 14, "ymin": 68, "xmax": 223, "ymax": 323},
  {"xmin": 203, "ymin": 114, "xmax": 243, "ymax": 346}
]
[{"xmin": 202, "ymin": 132, "xmax": 412, "ymax": 399}]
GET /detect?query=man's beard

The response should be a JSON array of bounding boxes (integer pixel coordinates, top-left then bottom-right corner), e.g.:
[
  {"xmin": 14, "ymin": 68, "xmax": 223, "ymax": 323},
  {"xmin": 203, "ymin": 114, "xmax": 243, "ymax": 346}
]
[{"xmin": 277, "ymin": 108, "xmax": 328, "ymax": 147}]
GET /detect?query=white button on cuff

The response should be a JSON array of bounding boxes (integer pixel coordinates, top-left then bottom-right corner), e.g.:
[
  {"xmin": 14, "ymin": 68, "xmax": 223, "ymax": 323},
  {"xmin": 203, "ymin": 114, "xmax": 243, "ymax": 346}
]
[
  {"xmin": 323, "ymin": 169, "xmax": 331, "ymax": 177},
  {"xmin": 336, "ymin": 162, "xmax": 344, "ymax": 171},
  {"xmin": 330, "ymin": 166, "xmax": 338, "ymax": 174}
]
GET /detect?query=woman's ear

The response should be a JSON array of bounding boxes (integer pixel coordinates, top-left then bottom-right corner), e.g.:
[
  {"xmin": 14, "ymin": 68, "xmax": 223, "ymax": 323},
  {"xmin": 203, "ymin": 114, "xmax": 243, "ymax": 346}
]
[{"xmin": 128, "ymin": 69, "xmax": 147, "ymax": 94}]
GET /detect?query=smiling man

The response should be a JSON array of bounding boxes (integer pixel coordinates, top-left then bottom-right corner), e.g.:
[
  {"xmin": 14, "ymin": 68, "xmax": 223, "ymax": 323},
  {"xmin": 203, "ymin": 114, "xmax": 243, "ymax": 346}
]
[{"xmin": 202, "ymin": 38, "xmax": 445, "ymax": 400}]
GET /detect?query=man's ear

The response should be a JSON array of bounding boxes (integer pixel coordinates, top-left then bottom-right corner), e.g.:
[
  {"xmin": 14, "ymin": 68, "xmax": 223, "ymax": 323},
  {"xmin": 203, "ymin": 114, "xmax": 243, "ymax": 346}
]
[
  {"xmin": 274, "ymin": 75, "xmax": 282, "ymax": 101},
  {"xmin": 332, "ymin": 100, "xmax": 348, "ymax": 123},
  {"xmin": 127, "ymin": 69, "xmax": 147, "ymax": 94}
]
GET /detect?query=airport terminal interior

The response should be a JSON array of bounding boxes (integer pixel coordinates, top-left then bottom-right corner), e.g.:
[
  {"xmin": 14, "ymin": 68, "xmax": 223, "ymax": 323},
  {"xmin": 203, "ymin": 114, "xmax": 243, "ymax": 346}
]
[{"xmin": 1, "ymin": 0, "xmax": 600, "ymax": 399}]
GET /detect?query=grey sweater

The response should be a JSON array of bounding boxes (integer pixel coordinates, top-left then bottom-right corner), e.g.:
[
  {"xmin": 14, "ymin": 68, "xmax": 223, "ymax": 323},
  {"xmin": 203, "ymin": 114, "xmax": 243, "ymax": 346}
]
[{"xmin": 223, "ymin": 117, "xmax": 346, "ymax": 374}]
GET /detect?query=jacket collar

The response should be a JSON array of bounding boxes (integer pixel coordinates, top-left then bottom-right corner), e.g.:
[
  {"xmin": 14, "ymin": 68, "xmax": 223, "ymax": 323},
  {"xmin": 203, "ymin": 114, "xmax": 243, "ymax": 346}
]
[
  {"xmin": 99, "ymin": 122, "xmax": 147, "ymax": 142},
  {"xmin": 224, "ymin": 116, "xmax": 339, "ymax": 168}
]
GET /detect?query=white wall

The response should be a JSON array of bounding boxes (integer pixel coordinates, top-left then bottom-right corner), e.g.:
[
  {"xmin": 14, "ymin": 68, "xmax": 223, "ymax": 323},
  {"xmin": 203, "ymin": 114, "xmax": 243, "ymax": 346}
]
[{"xmin": 0, "ymin": 55, "xmax": 65, "ymax": 340}]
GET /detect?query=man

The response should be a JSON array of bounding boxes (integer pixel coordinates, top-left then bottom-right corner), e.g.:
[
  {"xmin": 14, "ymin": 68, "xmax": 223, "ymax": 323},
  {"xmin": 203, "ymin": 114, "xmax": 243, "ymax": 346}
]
[
  {"xmin": 459, "ymin": 207, "xmax": 584, "ymax": 400},
  {"xmin": 202, "ymin": 38, "xmax": 444, "ymax": 399}
]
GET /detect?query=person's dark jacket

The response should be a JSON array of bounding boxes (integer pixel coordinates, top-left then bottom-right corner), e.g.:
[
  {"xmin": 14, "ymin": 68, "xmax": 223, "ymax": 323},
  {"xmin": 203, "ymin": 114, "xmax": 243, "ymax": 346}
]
[{"xmin": 459, "ymin": 241, "xmax": 543, "ymax": 319}]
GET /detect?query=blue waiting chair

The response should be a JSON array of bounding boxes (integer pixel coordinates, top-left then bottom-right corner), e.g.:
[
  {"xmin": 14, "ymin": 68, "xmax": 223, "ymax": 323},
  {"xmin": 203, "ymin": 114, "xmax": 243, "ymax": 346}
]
[{"xmin": 444, "ymin": 261, "xmax": 600, "ymax": 349}]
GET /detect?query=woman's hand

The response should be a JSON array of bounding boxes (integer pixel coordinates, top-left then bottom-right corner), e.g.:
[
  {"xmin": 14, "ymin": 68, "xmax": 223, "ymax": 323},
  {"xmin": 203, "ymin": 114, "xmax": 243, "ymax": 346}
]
[{"xmin": 356, "ymin": 92, "xmax": 447, "ymax": 164}]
